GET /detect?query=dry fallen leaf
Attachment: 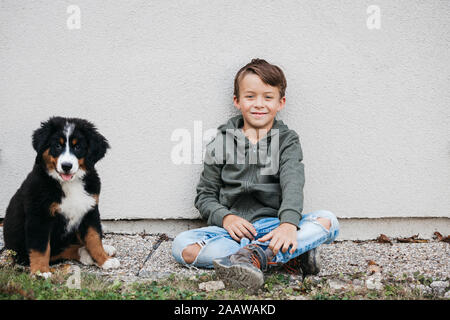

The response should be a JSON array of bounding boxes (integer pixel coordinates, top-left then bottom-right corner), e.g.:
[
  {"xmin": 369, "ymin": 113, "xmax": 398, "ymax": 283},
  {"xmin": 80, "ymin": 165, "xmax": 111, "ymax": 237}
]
[
  {"xmin": 376, "ymin": 234, "xmax": 392, "ymax": 244},
  {"xmin": 367, "ymin": 260, "xmax": 377, "ymax": 266},
  {"xmin": 434, "ymin": 232, "xmax": 443, "ymax": 241},
  {"xmin": 159, "ymin": 233, "xmax": 170, "ymax": 242},
  {"xmin": 396, "ymin": 234, "xmax": 429, "ymax": 243},
  {"xmin": 433, "ymin": 232, "xmax": 450, "ymax": 243}
]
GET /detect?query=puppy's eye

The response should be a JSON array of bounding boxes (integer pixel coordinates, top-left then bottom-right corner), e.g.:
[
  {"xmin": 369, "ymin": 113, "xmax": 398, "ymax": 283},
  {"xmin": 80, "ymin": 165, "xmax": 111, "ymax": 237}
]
[
  {"xmin": 74, "ymin": 145, "xmax": 80, "ymax": 151},
  {"xmin": 55, "ymin": 144, "xmax": 63, "ymax": 150}
]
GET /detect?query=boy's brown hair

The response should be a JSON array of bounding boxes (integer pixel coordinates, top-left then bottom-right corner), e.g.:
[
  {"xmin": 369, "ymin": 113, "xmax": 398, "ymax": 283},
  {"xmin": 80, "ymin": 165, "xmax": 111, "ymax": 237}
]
[{"xmin": 234, "ymin": 58, "xmax": 287, "ymax": 101}]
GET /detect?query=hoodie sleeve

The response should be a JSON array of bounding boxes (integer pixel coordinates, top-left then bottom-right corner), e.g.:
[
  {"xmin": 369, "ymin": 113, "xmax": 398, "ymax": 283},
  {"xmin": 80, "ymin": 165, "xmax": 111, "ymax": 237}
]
[
  {"xmin": 194, "ymin": 139, "xmax": 230, "ymax": 227},
  {"xmin": 277, "ymin": 131, "xmax": 305, "ymax": 228}
]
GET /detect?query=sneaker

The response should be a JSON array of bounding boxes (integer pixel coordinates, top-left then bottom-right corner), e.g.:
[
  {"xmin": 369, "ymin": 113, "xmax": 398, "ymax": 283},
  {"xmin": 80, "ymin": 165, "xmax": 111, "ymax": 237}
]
[
  {"xmin": 283, "ymin": 247, "xmax": 321, "ymax": 276},
  {"xmin": 213, "ymin": 244, "xmax": 274, "ymax": 291}
]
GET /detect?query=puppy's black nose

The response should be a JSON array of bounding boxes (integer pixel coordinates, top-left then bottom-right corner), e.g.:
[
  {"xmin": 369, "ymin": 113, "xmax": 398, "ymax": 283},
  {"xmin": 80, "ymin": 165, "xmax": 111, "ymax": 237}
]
[{"xmin": 61, "ymin": 163, "xmax": 73, "ymax": 173}]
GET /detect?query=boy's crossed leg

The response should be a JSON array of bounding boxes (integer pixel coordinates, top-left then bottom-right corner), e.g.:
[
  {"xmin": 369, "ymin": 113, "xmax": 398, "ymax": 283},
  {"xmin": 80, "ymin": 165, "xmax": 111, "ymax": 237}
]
[{"xmin": 180, "ymin": 217, "xmax": 332, "ymax": 265}]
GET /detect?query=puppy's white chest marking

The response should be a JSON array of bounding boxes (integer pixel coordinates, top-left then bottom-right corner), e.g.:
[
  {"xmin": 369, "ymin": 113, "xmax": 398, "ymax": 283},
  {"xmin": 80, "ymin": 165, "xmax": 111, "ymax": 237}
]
[{"xmin": 59, "ymin": 180, "xmax": 96, "ymax": 232}]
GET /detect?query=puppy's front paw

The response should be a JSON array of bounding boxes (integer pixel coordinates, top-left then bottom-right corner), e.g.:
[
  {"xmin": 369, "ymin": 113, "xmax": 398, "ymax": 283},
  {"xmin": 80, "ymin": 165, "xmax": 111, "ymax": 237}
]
[
  {"xmin": 101, "ymin": 257, "xmax": 120, "ymax": 270},
  {"xmin": 35, "ymin": 271, "xmax": 52, "ymax": 279},
  {"xmin": 78, "ymin": 247, "xmax": 95, "ymax": 265},
  {"xmin": 103, "ymin": 245, "xmax": 116, "ymax": 257}
]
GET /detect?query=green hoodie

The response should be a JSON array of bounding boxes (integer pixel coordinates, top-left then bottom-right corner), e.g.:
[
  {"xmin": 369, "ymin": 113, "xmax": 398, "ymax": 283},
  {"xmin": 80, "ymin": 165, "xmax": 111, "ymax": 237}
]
[{"xmin": 195, "ymin": 115, "xmax": 305, "ymax": 228}]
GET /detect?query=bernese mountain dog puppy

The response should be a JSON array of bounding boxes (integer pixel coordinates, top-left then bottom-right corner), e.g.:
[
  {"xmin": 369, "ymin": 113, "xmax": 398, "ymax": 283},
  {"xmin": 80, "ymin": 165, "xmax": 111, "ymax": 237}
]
[{"xmin": 3, "ymin": 117, "xmax": 120, "ymax": 278}]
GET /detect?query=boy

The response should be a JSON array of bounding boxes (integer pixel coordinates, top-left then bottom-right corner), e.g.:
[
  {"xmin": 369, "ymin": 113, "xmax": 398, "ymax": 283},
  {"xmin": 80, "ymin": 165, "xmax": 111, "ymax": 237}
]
[{"xmin": 172, "ymin": 59, "xmax": 339, "ymax": 291}]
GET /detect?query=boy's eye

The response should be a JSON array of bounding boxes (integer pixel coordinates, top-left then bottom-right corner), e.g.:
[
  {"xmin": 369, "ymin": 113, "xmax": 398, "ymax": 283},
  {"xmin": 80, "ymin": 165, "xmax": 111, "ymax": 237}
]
[{"xmin": 266, "ymin": 96, "xmax": 273, "ymax": 99}]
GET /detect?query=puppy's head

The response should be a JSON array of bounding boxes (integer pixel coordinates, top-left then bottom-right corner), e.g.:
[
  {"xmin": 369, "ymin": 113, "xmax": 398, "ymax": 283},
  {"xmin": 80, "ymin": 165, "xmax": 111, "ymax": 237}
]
[{"xmin": 32, "ymin": 117, "xmax": 110, "ymax": 182}]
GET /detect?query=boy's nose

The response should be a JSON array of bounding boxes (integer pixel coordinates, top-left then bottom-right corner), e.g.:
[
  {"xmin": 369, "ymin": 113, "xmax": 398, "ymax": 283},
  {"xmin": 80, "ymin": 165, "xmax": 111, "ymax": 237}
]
[{"xmin": 255, "ymin": 96, "xmax": 264, "ymax": 107}]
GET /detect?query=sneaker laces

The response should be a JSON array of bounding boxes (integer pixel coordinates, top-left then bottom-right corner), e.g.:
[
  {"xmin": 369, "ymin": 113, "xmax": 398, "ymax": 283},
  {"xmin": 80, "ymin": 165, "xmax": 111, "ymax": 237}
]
[
  {"xmin": 282, "ymin": 256, "xmax": 302, "ymax": 275},
  {"xmin": 249, "ymin": 252, "xmax": 261, "ymax": 269},
  {"xmin": 231, "ymin": 244, "xmax": 272, "ymax": 271}
]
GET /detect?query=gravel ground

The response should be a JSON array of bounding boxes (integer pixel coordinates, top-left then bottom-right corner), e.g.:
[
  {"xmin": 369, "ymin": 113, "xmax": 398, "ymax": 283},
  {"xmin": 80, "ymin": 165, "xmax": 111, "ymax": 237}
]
[
  {"xmin": 318, "ymin": 241, "xmax": 449, "ymax": 279},
  {"xmin": 1, "ymin": 226, "xmax": 449, "ymax": 296}
]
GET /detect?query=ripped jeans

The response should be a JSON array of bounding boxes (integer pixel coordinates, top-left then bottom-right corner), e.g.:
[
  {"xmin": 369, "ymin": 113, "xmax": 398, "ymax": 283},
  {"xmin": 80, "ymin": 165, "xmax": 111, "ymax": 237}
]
[{"xmin": 172, "ymin": 210, "xmax": 340, "ymax": 268}]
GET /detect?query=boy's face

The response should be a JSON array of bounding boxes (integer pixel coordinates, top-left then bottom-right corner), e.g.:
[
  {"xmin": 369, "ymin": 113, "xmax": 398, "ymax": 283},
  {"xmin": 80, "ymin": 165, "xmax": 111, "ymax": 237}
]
[{"xmin": 233, "ymin": 73, "xmax": 286, "ymax": 133}]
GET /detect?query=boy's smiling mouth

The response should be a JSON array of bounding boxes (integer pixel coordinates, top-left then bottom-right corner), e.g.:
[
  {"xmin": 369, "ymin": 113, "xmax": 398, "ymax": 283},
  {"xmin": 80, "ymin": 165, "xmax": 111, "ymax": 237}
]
[{"xmin": 251, "ymin": 112, "xmax": 268, "ymax": 118}]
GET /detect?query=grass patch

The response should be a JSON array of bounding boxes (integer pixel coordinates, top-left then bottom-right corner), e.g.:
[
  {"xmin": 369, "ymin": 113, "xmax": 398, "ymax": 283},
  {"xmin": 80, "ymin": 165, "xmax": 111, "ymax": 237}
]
[
  {"xmin": 0, "ymin": 263, "xmax": 445, "ymax": 300},
  {"xmin": 0, "ymin": 265, "xmax": 126, "ymax": 300},
  {"xmin": 0, "ymin": 265, "xmax": 257, "ymax": 300}
]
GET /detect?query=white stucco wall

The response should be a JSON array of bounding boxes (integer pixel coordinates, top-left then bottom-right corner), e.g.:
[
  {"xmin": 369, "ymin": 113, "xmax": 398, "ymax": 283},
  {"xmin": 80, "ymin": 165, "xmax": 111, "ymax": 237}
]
[{"xmin": 1, "ymin": 1, "xmax": 449, "ymax": 224}]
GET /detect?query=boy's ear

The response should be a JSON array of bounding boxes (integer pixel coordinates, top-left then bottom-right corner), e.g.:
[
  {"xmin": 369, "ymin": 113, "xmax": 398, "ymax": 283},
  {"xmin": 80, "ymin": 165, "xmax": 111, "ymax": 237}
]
[
  {"xmin": 277, "ymin": 96, "xmax": 286, "ymax": 112},
  {"xmin": 233, "ymin": 95, "xmax": 241, "ymax": 110}
]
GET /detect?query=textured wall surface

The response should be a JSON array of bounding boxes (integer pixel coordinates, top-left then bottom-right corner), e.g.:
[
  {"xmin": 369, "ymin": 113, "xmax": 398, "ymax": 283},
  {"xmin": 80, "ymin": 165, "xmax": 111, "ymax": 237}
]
[{"xmin": 1, "ymin": 1, "xmax": 449, "ymax": 222}]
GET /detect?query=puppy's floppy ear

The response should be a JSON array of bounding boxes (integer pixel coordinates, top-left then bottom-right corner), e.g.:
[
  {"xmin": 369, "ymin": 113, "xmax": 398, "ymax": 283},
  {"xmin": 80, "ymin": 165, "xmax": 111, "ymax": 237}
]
[
  {"xmin": 32, "ymin": 117, "xmax": 60, "ymax": 153},
  {"xmin": 84, "ymin": 122, "xmax": 110, "ymax": 166}
]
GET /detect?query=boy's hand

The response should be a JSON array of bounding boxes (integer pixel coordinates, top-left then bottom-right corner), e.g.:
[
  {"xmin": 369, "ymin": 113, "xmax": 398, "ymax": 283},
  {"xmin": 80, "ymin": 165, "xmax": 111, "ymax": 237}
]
[
  {"xmin": 223, "ymin": 214, "xmax": 258, "ymax": 242},
  {"xmin": 258, "ymin": 223, "xmax": 298, "ymax": 255}
]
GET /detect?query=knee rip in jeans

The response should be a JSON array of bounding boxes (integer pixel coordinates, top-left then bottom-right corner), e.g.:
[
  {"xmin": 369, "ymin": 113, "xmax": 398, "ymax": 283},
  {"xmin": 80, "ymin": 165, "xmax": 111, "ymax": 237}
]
[
  {"xmin": 315, "ymin": 217, "xmax": 331, "ymax": 231},
  {"xmin": 182, "ymin": 242, "xmax": 203, "ymax": 264}
]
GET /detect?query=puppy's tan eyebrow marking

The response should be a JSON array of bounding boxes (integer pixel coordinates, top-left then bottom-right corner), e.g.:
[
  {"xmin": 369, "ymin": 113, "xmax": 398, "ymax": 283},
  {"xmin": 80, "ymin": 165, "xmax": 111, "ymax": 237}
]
[
  {"xmin": 72, "ymin": 138, "xmax": 78, "ymax": 145},
  {"xmin": 59, "ymin": 137, "xmax": 64, "ymax": 145}
]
